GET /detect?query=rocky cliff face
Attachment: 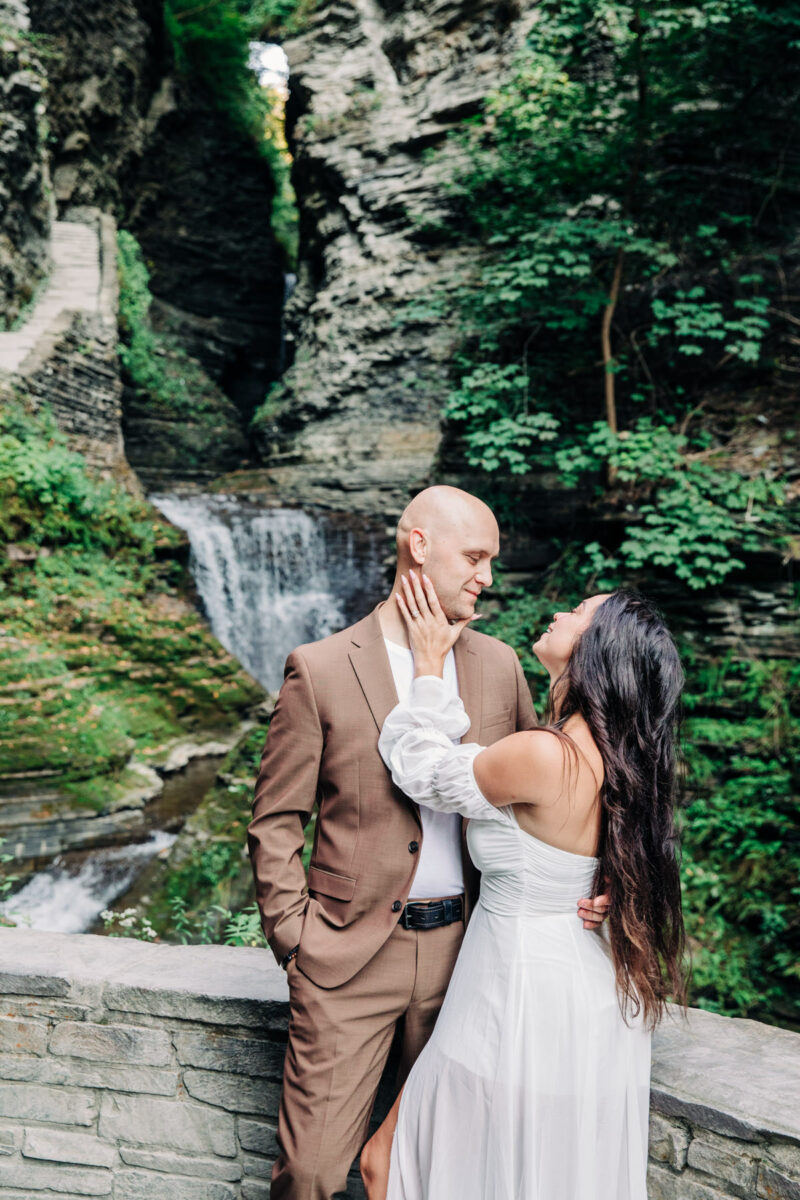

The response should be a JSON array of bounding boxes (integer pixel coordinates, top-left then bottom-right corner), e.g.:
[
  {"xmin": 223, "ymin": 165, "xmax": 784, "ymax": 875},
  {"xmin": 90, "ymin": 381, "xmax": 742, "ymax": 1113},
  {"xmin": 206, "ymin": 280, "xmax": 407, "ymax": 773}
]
[
  {"xmin": 129, "ymin": 80, "xmax": 285, "ymax": 428},
  {"xmin": 26, "ymin": 0, "xmax": 285, "ymax": 476},
  {"xmin": 0, "ymin": 4, "xmax": 51, "ymax": 326},
  {"xmin": 248, "ymin": 0, "xmax": 533, "ymax": 515},
  {"xmin": 25, "ymin": 0, "xmax": 164, "ymax": 214}
]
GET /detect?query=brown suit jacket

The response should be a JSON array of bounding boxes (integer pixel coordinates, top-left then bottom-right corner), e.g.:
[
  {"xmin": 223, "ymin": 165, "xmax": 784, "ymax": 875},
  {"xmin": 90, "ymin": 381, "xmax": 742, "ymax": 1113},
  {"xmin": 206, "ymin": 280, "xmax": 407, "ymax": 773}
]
[{"xmin": 248, "ymin": 603, "xmax": 538, "ymax": 988}]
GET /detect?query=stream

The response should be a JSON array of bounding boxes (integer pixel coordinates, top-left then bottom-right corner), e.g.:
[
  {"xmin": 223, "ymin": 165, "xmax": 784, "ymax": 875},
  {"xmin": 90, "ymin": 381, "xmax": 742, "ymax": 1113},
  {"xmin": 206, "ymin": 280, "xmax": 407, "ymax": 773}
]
[{"xmin": 1, "ymin": 755, "xmax": 224, "ymax": 934}]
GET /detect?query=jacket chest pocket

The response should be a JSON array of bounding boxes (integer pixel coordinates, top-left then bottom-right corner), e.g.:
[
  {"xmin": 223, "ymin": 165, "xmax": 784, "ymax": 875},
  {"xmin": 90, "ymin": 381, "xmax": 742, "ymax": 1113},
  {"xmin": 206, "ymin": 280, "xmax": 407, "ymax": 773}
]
[{"xmin": 482, "ymin": 705, "xmax": 514, "ymax": 734}]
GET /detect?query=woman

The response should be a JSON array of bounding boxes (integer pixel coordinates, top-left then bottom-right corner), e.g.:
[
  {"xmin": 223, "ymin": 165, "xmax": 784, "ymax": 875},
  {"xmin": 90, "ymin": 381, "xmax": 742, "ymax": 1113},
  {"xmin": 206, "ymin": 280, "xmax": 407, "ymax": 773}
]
[{"xmin": 361, "ymin": 572, "xmax": 686, "ymax": 1200}]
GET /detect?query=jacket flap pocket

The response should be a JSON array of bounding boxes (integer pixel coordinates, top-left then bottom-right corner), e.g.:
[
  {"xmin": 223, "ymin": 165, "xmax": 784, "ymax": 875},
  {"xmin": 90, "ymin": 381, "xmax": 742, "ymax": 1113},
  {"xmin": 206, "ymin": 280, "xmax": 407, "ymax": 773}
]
[
  {"xmin": 483, "ymin": 706, "xmax": 513, "ymax": 729},
  {"xmin": 308, "ymin": 865, "xmax": 357, "ymax": 901}
]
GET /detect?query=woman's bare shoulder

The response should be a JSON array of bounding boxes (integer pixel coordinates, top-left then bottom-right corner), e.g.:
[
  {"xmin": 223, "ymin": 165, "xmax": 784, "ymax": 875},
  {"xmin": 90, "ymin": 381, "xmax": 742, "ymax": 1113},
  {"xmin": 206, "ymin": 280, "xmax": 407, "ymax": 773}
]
[{"xmin": 474, "ymin": 729, "xmax": 570, "ymax": 807}]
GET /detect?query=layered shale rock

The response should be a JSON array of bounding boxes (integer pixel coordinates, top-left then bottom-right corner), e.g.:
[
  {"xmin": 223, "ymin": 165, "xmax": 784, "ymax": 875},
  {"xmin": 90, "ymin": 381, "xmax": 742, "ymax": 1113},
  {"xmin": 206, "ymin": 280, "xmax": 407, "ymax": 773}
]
[
  {"xmin": 250, "ymin": 0, "xmax": 534, "ymax": 514},
  {"xmin": 0, "ymin": 6, "xmax": 52, "ymax": 326},
  {"xmin": 25, "ymin": 0, "xmax": 164, "ymax": 214}
]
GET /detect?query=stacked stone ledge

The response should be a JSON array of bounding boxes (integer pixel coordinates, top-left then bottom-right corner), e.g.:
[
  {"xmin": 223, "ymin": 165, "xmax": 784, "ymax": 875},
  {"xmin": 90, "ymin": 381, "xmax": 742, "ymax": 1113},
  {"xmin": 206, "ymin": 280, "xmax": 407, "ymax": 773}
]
[
  {"xmin": 0, "ymin": 931, "xmax": 797, "ymax": 1199},
  {"xmin": 0, "ymin": 931, "xmax": 288, "ymax": 1200}
]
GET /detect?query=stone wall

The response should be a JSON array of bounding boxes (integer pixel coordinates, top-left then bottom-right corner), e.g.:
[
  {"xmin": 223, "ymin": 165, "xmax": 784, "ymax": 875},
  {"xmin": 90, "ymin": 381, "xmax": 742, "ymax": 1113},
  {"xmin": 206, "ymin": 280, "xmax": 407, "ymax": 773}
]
[{"xmin": 0, "ymin": 929, "xmax": 797, "ymax": 1200}]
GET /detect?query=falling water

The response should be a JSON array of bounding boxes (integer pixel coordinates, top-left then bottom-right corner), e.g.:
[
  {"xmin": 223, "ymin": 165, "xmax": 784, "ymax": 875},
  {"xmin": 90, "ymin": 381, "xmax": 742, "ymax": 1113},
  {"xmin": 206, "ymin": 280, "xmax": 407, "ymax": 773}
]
[
  {"xmin": 150, "ymin": 495, "xmax": 384, "ymax": 691},
  {"xmin": 0, "ymin": 832, "xmax": 176, "ymax": 934}
]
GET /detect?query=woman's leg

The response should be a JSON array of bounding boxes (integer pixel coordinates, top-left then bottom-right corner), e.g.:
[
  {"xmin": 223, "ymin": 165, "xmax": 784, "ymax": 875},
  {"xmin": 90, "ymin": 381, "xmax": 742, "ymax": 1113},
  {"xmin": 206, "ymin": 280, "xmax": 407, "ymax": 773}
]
[{"xmin": 360, "ymin": 1087, "xmax": 404, "ymax": 1200}]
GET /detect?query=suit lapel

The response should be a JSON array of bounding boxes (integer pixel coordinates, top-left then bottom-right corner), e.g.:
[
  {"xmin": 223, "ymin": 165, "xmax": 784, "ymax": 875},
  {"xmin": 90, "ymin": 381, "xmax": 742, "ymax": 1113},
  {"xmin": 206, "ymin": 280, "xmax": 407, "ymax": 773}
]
[
  {"xmin": 453, "ymin": 629, "xmax": 483, "ymax": 744},
  {"xmin": 349, "ymin": 604, "xmax": 421, "ymax": 827},
  {"xmin": 348, "ymin": 605, "xmax": 398, "ymax": 734}
]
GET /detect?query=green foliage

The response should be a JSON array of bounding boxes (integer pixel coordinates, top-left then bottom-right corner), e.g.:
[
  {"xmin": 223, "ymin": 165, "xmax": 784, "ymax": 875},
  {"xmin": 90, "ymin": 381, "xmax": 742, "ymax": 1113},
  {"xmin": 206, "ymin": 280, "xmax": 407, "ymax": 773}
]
[
  {"xmin": 0, "ymin": 401, "xmax": 158, "ymax": 557},
  {"xmin": 250, "ymin": 380, "xmax": 289, "ymax": 434},
  {"xmin": 679, "ymin": 655, "xmax": 800, "ymax": 1023},
  {"xmin": 555, "ymin": 419, "xmax": 786, "ymax": 589},
  {"xmin": 221, "ymin": 902, "xmax": 266, "ymax": 946},
  {"xmin": 648, "ymin": 288, "xmax": 771, "ymax": 364},
  {"xmin": 0, "ymin": 839, "xmax": 20, "ymax": 901},
  {"xmin": 481, "ymin": 574, "xmax": 800, "ymax": 1027},
  {"xmin": 163, "ymin": 0, "xmax": 301, "ymax": 263},
  {"xmin": 101, "ymin": 899, "xmax": 266, "ymax": 947},
  {"xmin": 418, "ymin": 0, "xmax": 799, "ymax": 589}
]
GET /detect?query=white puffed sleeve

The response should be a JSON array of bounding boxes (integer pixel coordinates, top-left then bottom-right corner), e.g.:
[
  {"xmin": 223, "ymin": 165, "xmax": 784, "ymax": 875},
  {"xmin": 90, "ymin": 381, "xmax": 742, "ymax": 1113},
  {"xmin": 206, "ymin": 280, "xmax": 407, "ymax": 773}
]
[{"xmin": 378, "ymin": 675, "xmax": 509, "ymax": 823}]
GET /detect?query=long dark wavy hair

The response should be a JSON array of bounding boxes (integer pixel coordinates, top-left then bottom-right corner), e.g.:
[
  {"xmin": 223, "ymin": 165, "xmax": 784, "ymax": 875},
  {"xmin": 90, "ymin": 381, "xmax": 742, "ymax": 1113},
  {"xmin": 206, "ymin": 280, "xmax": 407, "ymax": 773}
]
[{"xmin": 546, "ymin": 589, "xmax": 688, "ymax": 1028}]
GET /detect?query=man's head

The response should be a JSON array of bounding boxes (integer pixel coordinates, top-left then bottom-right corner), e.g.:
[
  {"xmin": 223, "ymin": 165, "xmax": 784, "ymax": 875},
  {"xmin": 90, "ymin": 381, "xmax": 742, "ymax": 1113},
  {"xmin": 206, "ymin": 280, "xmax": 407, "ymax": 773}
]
[{"xmin": 395, "ymin": 486, "xmax": 500, "ymax": 622}]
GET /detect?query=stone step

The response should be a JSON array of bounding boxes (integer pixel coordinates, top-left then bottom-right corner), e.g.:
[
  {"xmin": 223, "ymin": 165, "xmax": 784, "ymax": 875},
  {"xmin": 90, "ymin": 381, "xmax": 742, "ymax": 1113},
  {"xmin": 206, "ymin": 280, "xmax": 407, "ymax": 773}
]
[{"xmin": 0, "ymin": 221, "xmax": 102, "ymax": 375}]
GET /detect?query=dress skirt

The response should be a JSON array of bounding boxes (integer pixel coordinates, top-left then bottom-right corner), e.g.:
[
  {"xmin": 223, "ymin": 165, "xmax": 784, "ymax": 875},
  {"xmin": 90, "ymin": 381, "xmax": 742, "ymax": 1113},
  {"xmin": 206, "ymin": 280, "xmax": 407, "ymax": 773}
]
[{"xmin": 386, "ymin": 901, "xmax": 651, "ymax": 1200}]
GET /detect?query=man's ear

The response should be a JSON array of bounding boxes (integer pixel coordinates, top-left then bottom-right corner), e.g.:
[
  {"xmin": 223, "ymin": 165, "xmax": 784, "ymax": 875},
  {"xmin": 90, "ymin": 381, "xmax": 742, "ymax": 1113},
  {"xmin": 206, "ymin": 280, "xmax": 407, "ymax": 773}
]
[{"xmin": 409, "ymin": 528, "xmax": 427, "ymax": 566}]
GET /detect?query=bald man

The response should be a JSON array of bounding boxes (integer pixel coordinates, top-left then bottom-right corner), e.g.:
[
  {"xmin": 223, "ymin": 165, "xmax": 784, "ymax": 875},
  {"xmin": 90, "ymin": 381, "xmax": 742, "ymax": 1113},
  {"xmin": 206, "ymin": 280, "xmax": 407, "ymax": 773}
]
[{"xmin": 248, "ymin": 487, "xmax": 602, "ymax": 1200}]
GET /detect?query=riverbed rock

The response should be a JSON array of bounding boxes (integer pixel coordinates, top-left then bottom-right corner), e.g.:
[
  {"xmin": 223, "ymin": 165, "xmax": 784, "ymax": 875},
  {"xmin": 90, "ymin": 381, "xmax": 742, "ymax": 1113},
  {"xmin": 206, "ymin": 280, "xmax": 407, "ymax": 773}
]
[
  {"xmin": 159, "ymin": 736, "xmax": 246, "ymax": 777},
  {"xmin": 0, "ymin": 787, "xmax": 149, "ymax": 867}
]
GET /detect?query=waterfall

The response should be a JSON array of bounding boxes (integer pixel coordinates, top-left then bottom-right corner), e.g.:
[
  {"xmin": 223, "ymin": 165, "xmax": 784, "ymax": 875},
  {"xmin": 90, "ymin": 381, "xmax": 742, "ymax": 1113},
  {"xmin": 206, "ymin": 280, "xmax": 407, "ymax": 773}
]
[{"xmin": 150, "ymin": 495, "xmax": 384, "ymax": 692}]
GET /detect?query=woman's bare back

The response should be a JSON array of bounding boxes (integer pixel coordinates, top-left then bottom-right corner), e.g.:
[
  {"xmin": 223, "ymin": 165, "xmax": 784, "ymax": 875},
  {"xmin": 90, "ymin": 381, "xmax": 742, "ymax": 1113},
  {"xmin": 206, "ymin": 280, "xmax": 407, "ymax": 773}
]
[{"xmin": 474, "ymin": 716, "xmax": 605, "ymax": 860}]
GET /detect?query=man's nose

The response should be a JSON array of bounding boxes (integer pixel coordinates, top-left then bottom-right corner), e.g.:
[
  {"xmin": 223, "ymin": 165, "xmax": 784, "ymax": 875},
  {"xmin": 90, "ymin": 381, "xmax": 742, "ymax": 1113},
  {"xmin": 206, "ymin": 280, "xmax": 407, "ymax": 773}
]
[{"xmin": 476, "ymin": 565, "xmax": 492, "ymax": 587}]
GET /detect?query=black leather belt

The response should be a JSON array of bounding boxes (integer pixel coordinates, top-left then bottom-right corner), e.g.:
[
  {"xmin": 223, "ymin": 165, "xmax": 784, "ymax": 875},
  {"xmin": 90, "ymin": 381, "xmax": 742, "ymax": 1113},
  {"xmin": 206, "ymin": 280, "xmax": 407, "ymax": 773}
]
[{"xmin": 399, "ymin": 896, "xmax": 464, "ymax": 930}]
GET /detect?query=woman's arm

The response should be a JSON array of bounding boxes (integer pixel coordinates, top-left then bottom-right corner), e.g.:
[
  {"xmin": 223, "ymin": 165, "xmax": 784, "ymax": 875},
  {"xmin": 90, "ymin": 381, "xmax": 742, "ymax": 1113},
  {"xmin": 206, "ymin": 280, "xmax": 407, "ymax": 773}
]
[
  {"xmin": 378, "ymin": 677, "xmax": 506, "ymax": 822},
  {"xmin": 380, "ymin": 571, "xmax": 560, "ymax": 817}
]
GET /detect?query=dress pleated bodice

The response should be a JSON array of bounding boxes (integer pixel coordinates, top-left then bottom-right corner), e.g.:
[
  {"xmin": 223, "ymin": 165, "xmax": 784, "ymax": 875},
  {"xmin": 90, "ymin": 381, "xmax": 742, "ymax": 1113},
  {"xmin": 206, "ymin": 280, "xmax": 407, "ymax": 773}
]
[{"xmin": 468, "ymin": 812, "xmax": 598, "ymax": 918}]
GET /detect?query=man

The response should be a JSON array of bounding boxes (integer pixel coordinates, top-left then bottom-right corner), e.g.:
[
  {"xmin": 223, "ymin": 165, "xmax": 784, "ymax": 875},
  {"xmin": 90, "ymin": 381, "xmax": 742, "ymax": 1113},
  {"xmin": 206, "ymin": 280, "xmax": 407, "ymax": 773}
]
[{"xmin": 248, "ymin": 486, "xmax": 608, "ymax": 1200}]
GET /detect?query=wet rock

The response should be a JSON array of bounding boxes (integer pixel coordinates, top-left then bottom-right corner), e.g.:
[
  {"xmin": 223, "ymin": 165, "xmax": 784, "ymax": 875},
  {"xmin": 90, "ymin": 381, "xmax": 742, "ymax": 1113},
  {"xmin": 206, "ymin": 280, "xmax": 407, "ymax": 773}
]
[{"xmin": 27, "ymin": 0, "xmax": 286, "ymax": 482}]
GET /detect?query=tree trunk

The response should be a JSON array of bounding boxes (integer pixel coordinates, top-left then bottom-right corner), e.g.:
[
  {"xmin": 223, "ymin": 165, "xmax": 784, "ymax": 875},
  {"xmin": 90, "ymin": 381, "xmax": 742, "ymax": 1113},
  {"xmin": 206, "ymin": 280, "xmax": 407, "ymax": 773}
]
[{"xmin": 601, "ymin": 247, "xmax": 625, "ymax": 436}]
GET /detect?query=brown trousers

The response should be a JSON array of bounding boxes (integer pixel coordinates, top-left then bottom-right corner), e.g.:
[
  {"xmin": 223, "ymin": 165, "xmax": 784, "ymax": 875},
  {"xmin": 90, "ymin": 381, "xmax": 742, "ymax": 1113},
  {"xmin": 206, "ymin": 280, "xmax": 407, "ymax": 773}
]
[{"xmin": 270, "ymin": 915, "xmax": 465, "ymax": 1200}]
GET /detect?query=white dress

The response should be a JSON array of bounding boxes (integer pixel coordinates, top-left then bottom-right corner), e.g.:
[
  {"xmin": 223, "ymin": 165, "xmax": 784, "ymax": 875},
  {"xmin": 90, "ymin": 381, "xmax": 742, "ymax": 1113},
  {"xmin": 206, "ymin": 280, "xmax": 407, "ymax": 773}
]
[{"xmin": 378, "ymin": 676, "xmax": 651, "ymax": 1200}]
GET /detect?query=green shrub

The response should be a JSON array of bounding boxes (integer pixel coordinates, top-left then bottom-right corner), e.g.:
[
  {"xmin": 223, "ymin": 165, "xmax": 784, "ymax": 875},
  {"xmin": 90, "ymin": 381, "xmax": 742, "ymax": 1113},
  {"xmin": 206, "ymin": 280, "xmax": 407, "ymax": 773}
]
[
  {"xmin": 403, "ymin": 0, "xmax": 798, "ymax": 589},
  {"xmin": 0, "ymin": 402, "xmax": 158, "ymax": 557}
]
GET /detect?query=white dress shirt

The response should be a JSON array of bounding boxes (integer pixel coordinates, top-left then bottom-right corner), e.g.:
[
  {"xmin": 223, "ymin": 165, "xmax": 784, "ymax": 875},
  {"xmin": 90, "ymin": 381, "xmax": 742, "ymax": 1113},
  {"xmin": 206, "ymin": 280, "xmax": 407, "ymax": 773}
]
[{"xmin": 383, "ymin": 640, "xmax": 465, "ymax": 899}]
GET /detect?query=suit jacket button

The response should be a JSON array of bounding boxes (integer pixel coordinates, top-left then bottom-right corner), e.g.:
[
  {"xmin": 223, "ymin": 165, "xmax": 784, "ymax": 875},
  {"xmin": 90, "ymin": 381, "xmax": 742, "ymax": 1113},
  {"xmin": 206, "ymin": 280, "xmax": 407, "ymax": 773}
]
[
  {"xmin": 408, "ymin": 841, "xmax": 419, "ymax": 854},
  {"xmin": 391, "ymin": 901, "xmax": 402, "ymax": 913}
]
